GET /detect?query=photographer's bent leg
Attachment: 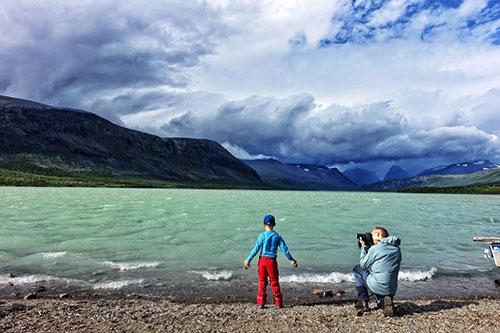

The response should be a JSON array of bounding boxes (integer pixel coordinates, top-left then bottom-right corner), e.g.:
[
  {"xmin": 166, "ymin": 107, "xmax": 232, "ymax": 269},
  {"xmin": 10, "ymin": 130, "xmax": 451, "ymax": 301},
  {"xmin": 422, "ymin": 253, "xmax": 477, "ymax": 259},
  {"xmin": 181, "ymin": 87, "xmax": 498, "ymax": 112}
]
[{"xmin": 352, "ymin": 264, "xmax": 369, "ymax": 301}]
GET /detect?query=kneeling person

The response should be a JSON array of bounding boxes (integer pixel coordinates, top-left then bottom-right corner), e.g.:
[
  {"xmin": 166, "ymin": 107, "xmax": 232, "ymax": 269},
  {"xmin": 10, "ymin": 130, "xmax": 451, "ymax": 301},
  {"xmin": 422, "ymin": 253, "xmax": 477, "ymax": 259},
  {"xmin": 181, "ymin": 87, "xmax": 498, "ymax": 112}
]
[{"xmin": 353, "ymin": 226, "xmax": 401, "ymax": 316}]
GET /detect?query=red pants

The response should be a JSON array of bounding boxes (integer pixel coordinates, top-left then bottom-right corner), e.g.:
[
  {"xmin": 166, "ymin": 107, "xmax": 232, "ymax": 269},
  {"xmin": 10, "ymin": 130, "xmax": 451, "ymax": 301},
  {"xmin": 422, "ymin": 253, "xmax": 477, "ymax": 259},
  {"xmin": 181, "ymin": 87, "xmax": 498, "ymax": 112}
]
[{"xmin": 257, "ymin": 256, "xmax": 283, "ymax": 307}]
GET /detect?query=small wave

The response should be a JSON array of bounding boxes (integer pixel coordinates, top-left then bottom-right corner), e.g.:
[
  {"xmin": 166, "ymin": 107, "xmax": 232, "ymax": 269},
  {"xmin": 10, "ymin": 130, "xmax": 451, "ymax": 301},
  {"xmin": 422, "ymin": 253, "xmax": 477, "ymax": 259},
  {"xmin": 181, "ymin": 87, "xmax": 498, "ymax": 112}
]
[
  {"xmin": 0, "ymin": 274, "xmax": 58, "ymax": 285},
  {"xmin": 1, "ymin": 274, "xmax": 82, "ymax": 286},
  {"xmin": 103, "ymin": 261, "xmax": 161, "ymax": 271},
  {"xmin": 93, "ymin": 279, "xmax": 144, "ymax": 289},
  {"xmin": 281, "ymin": 268, "xmax": 437, "ymax": 284},
  {"xmin": 398, "ymin": 267, "xmax": 437, "ymax": 282},
  {"xmin": 100, "ymin": 204, "xmax": 115, "ymax": 208},
  {"xmin": 190, "ymin": 270, "xmax": 233, "ymax": 281},
  {"xmin": 41, "ymin": 251, "xmax": 67, "ymax": 259},
  {"xmin": 281, "ymin": 272, "xmax": 354, "ymax": 284}
]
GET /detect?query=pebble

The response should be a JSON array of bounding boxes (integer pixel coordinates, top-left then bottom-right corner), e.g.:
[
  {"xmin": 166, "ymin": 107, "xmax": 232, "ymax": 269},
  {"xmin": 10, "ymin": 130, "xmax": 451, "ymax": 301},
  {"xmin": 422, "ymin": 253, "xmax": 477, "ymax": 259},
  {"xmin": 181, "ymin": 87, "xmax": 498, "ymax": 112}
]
[
  {"xmin": 23, "ymin": 293, "xmax": 37, "ymax": 300},
  {"xmin": 312, "ymin": 289, "xmax": 334, "ymax": 298},
  {"xmin": 336, "ymin": 289, "xmax": 346, "ymax": 297},
  {"xmin": 8, "ymin": 303, "xmax": 26, "ymax": 312}
]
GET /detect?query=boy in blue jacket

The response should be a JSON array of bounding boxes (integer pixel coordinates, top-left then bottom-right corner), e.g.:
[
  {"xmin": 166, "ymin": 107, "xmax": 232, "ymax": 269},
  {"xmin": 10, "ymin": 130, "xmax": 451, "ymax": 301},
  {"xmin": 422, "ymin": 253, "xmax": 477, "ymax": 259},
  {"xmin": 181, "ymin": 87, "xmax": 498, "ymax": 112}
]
[{"xmin": 243, "ymin": 214, "xmax": 298, "ymax": 308}]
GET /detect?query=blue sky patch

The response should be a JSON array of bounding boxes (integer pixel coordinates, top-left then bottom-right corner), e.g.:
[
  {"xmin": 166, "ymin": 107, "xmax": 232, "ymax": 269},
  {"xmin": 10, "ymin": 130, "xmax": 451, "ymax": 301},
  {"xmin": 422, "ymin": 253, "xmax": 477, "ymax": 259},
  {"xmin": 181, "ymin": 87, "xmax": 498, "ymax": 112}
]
[{"xmin": 319, "ymin": 0, "xmax": 499, "ymax": 46}]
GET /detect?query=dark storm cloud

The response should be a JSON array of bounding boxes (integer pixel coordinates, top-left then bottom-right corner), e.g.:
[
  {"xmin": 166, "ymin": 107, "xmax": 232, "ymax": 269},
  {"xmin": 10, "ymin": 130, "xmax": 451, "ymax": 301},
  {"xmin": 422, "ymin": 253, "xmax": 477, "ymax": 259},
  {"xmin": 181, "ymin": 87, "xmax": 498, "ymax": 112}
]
[
  {"xmin": 91, "ymin": 91, "xmax": 185, "ymax": 117},
  {"xmin": 160, "ymin": 94, "xmax": 499, "ymax": 165},
  {"xmin": 1, "ymin": 1, "xmax": 498, "ymax": 167},
  {"xmin": 0, "ymin": 0, "xmax": 228, "ymax": 111}
]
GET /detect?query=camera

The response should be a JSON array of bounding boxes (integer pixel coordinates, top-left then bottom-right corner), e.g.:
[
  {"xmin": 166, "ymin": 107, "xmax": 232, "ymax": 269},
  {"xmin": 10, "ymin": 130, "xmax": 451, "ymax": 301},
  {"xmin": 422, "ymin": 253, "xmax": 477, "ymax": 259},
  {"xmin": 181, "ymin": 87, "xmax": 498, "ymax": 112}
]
[{"xmin": 357, "ymin": 232, "xmax": 374, "ymax": 248}]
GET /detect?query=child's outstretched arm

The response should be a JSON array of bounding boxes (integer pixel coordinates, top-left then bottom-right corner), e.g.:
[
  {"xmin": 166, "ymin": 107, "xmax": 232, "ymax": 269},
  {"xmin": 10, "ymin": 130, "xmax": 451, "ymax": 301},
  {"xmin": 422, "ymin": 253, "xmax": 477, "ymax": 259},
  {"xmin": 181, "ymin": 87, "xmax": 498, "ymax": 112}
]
[
  {"xmin": 243, "ymin": 234, "xmax": 263, "ymax": 269},
  {"xmin": 279, "ymin": 237, "xmax": 298, "ymax": 268}
]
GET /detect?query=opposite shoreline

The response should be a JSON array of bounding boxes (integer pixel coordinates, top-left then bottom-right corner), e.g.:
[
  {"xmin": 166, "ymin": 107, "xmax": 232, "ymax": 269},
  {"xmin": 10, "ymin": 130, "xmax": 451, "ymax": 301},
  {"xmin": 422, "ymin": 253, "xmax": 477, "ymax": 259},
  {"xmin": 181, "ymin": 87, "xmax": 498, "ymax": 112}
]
[{"xmin": 1, "ymin": 167, "xmax": 500, "ymax": 194}]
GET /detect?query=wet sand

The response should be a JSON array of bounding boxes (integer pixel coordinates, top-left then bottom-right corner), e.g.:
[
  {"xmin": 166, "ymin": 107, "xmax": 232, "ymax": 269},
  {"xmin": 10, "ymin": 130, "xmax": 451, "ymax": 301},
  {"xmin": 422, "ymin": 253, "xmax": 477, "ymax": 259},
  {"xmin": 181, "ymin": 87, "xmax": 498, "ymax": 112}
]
[{"xmin": 1, "ymin": 294, "xmax": 499, "ymax": 332}]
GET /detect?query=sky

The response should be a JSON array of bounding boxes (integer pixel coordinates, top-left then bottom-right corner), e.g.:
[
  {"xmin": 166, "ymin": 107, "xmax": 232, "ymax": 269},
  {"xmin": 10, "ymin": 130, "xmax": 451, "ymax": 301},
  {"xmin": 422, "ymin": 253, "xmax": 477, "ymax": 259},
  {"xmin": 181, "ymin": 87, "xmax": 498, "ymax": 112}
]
[{"xmin": 1, "ymin": 0, "xmax": 500, "ymax": 176}]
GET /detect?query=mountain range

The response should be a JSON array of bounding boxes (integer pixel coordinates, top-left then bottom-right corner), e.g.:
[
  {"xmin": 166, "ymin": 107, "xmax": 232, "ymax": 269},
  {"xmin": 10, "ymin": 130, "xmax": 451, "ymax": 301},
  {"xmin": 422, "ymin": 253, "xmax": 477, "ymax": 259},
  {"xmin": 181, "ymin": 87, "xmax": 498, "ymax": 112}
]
[
  {"xmin": 243, "ymin": 159, "xmax": 357, "ymax": 190},
  {"xmin": 1, "ymin": 95, "xmax": 499, "ymax": 192},
  {"xmin": 0, "ymin": 95, "xmax": 262, "ymax": 187},
  {"xmin": 418, "ymin": 160, "xmax": 500, "ymax": 177}
]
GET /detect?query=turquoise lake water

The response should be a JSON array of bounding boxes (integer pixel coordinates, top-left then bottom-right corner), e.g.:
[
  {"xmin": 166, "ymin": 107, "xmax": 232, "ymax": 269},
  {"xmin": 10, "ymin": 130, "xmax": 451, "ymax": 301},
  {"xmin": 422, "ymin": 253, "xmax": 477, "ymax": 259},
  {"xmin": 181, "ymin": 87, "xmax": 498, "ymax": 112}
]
[{"xmin": 0, "ymin": 187, "xmax": 499, "ymax": 297}]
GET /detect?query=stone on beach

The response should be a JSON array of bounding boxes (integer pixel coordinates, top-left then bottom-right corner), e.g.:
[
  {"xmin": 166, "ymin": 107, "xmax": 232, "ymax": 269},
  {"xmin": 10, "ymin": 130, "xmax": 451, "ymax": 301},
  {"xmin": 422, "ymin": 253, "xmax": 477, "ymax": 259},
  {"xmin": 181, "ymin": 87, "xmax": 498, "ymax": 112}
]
[
  {"xmin": 312, "ymin": 289, "xmax": 333, "ymax": 298},
  {"xmin": 335, "ymin": 289, "xmax": 346, "ymax": 298},
  {"xmin": 7, "ymin": 303, "xmax": 26, "ymax": 312},
  {"xmin": 23, "ymin": 293, "xmax": 37, "ymax": 300}
]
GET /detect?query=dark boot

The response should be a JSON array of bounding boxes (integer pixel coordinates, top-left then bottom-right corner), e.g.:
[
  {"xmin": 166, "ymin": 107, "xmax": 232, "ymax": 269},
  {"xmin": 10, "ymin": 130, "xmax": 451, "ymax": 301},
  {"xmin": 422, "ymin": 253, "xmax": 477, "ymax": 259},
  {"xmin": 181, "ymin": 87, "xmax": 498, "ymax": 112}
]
[
  {"xmin": 354, "ymin": 299, "xmax": 369, "ymax": 311},
  {"xmin": 382, "ymin": 296, "xmax": 394, "ymax": 317}
]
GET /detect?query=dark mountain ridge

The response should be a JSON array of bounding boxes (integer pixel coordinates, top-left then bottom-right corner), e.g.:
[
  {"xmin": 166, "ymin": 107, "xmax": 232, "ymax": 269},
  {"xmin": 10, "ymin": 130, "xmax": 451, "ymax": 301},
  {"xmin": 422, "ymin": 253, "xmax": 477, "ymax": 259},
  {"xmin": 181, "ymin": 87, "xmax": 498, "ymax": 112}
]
[
  {"xmin": 0, "ymin": 95, "xmax": 263, "ymax": 185},
  {"xmin": 418, "ymin": 160, "xmax": 500, "ymax": 177},
  {"xmin": 383, "ymin": 165, "xmax": 411, "ymax": 182},
  {"xmin": 243, "ymin": 158, "xmax": 358, "ymax": 190}
]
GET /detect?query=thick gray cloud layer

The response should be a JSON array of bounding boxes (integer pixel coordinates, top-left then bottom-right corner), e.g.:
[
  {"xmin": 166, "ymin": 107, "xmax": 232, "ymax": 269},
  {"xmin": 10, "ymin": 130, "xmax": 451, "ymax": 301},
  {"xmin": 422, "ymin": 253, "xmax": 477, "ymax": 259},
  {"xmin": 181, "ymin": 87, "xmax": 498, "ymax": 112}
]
[
  {"xmin": 1, "ymin": 1, "xmax": 499, "ymax": 169},
  {"xmin": 160, "ymin": 93, "xmax": 499, "ymax": 165},
  {"xmin": 0, "ymin": 0, "xmax": 228, "ymax": 121}
]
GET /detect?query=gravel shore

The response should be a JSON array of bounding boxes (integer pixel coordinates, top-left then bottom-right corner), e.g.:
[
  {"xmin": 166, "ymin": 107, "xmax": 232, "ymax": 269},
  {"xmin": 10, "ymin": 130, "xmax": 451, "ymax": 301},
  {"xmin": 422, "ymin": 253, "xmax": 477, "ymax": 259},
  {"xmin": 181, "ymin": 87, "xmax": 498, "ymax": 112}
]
[{"xmin": 1, "ymin": 296, "xmax": 499, "ymax": 332}]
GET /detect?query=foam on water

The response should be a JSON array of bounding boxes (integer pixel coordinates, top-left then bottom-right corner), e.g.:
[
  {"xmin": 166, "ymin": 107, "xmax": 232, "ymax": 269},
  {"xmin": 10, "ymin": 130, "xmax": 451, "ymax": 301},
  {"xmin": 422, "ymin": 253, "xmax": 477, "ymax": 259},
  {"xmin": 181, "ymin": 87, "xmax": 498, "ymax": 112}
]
[
  {"xmin": 41, "ymin": 251, "xmax": 67, "ymax": 259},
  {"xmin": 281, "ymin": 268, "xmax": 437, "ymax": 284},
  {"xmin": 398, "ymin": 267, "xmax": 437, "ymax": 282},
  {"xmin": 103, "ymin": 261, "xmax": 161, "ymax": 271},
  {"xmin": 0, "ymin": 274, "xmax": 83, "ymax": 286},
  {"xmin": 281, "ymin": 272, "xmax": 354, "ymax": 283},
  {"xmin": 93, "ymin": 279, "xmax": 145, "ymax": 289},
  {"xmin": 0, "ymin": 274, "xmax": 57, "ymax": 285},
  {"xmin": 190, "ymin": 270, "xmax": 233, "ymax": 281}
]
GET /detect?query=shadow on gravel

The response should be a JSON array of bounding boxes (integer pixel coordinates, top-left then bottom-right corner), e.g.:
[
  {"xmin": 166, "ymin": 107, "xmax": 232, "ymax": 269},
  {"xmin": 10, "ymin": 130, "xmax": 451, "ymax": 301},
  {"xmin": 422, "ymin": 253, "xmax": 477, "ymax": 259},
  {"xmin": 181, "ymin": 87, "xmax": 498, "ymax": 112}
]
[
  {"xmin": 292, "ymin": 299, "xmax": 355, "ymax": 307},
  {"xmin": 395, "ymin": 300, "xmax": 479, "ymax": 316}
]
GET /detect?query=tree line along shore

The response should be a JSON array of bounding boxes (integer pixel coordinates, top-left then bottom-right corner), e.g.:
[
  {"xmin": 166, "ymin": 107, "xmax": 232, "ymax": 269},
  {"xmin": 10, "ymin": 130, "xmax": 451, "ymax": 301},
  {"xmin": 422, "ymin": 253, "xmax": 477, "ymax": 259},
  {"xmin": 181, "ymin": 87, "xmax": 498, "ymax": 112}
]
[{"xmin": 1, "ymin": 166, "xmax": 499, "ymax": 194}]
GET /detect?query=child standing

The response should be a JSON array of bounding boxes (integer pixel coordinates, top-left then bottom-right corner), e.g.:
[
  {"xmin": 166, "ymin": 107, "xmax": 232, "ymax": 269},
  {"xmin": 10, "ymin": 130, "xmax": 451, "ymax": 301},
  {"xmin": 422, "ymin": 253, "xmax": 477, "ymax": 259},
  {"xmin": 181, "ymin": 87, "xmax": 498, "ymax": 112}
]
[{"xmin": 243, "ymin": 214, "xmax": 298, "ymax": 308}]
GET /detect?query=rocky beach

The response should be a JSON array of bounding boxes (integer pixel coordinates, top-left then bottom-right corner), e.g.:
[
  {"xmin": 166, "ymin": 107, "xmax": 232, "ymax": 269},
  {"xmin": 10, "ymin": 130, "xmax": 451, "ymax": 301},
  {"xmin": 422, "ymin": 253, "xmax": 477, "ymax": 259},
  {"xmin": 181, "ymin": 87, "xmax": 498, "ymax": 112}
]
[{"xmin": 1, "ymin": 294, "xmax": 499, "ymax": 332}]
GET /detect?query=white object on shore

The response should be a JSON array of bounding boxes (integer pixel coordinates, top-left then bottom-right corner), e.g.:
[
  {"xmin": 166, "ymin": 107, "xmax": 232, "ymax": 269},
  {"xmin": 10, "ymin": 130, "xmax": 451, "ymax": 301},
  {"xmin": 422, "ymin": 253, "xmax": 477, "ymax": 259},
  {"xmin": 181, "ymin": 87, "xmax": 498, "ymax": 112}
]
[
  {"xmin": 473, "ymin": 237, "xmax": 500, "ymax": 243},
  {"xmin": 473, "ymin": 237, "xmax": 500, "ymax": 267}
]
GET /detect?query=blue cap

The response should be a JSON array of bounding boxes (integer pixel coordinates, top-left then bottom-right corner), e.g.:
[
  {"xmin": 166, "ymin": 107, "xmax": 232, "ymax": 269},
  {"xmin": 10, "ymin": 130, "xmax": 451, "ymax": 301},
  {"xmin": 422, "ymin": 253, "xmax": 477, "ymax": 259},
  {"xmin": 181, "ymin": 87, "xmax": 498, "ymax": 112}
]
[{"xmin": 263, "ymin": 214, "xmax": 276, "ymax": 226}]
